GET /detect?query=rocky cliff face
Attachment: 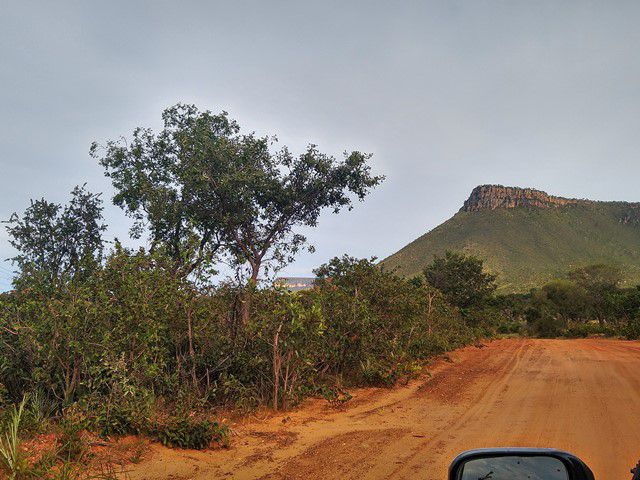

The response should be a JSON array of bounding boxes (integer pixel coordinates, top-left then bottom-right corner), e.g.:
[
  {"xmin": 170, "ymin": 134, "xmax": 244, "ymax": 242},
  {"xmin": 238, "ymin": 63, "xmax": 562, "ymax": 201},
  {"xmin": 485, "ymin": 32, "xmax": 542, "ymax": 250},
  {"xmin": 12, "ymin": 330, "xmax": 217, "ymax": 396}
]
[{"xmin": 461, "ymin": 185, "xmax": 582, "ymax": 212}]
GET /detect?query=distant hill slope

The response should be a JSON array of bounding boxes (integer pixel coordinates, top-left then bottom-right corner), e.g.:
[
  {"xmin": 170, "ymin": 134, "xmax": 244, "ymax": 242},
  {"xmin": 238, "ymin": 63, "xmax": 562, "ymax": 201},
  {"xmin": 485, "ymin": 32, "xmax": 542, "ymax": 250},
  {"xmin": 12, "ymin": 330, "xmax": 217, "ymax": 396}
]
[{"xmin": 382, "ymin": 185, "xmax": 640, "ymax": 292}]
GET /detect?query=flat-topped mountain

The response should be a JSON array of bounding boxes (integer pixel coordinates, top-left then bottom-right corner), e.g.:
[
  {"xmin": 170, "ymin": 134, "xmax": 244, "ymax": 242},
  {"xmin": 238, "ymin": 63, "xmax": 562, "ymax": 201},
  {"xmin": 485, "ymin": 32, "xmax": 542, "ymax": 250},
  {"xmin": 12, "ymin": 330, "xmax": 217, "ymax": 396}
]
[
  {"xmin": 461, "ymin": 185, "xmax": 583, "ymax": 211},
  {"xmin": 382, "ymin": 185, "xmax": 640, "ymax": 292}
]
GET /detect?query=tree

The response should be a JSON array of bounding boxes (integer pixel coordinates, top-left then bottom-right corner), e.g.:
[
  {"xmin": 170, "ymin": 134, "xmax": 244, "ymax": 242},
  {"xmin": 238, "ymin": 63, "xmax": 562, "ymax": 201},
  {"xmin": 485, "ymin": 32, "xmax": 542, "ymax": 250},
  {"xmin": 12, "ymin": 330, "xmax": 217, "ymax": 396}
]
[
  {"xmin": 541, "ymin": 279, "xmax": 589, "ymax": 322},
  {"xmin": 526, "ymin": 288, "xmax": 565, "ymax": 337},
  {"xmin": 90, "ymin": 105, "xmax": 233, "ymax": 275},
  {"xmin": 423, "ymin": 251, "xmax": 497, "ymax": 310},
  {"xmin": 5, "ymin": 185, "xmax": 106, "ymax": 288},
  {"xmin": 314, "ymin": 255, "xmax": 380, "ymax": 294},
  {"xmin": 611, "ymin": 286, "xmax": 640, "ymax": 322},
  {"xmin": 568, "ymin": 264, "xmax": 622, "ymax": 324},
  {"xmin": 215, "ymin": 144, "xmax": 382, "ymax": 285},
  {"xmin": 567, "ymin": 264, "xmax": 621, "ymax": 291},
  {"xmin": 94, "ymin": 104, "xmax": 383, "ymax": 321}
]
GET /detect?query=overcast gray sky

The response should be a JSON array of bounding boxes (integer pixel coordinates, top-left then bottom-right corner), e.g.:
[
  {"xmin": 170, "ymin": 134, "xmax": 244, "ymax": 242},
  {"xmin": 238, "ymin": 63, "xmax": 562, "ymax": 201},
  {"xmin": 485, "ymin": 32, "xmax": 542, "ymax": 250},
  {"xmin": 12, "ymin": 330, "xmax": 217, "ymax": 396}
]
[{"xmin": 2, "ymin": 1, "xmax": 640, "ymax": 289}]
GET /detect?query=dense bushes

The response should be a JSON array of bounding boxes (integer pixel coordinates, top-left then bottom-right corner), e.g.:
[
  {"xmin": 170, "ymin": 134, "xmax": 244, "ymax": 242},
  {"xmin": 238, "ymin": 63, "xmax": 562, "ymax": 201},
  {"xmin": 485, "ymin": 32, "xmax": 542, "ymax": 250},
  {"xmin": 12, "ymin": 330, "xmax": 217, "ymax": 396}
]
[
  {"xmin": 0, "ymin": 249, "xmax": 481, "ymax": 449},
  {"xmin": 495, "ymin": 265, "xmax": 640, "ymax": 338},
  {"xmin": 3, "ymin": 243, "xmax": 639, "ymax": 435},
  {"xmin": 623, "ymin": 315, "xmax": 640, "ymax": 339},
  {"xmin": 417, "ymin": 255, "xmax": 640, "ymax": 340},
  {"xmin": 153, "ymin": 417, "xmax": 229, "ymax": 449}
]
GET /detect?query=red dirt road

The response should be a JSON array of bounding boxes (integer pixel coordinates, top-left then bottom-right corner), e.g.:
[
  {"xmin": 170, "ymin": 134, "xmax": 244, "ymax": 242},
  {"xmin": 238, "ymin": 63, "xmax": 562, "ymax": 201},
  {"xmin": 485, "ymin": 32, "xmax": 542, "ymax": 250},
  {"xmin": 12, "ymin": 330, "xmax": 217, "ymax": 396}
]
[{"xmin": 127, "ymin": 339, "xmax": 640, "ymax": 479}]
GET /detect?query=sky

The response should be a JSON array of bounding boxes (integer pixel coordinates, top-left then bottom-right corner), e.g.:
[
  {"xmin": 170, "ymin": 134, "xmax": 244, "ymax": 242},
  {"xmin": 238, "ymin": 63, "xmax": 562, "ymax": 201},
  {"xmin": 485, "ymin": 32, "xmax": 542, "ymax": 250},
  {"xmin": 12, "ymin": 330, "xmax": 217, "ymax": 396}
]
[{"xmin": 2, "ymin": 1, "xmax": 640, "ymax": 289}]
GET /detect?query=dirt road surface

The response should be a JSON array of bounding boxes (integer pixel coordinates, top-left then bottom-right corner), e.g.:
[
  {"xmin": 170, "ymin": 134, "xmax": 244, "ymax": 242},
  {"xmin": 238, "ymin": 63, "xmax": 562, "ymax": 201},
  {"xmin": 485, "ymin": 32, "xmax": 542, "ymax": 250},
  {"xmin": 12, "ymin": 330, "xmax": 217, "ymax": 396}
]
[{"xmin": 126, "ymin": 338, "xmax": 640, "ymax": 479}]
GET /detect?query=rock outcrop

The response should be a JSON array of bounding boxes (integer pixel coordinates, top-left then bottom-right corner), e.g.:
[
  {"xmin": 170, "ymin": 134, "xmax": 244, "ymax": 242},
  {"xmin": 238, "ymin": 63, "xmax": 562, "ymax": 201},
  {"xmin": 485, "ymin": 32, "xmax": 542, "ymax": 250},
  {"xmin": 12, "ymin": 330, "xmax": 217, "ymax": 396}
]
[{"xmin": 461, "ymin": 185, "xmax": 582, "ymax": 212}]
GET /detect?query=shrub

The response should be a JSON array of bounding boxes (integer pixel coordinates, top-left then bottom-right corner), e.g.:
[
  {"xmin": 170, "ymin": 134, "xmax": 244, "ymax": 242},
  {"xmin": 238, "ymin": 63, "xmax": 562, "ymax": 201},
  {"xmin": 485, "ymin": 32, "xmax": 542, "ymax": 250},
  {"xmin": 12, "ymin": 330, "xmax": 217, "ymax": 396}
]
[
  {"xmin": 564, "ymin": 321, "xmax": 616, "ymax": 338},
  {"xmin": 0, "ymin": 249, "xmax": 483, "ymax": 441},
  {"xmin": 84, "ymin": 393, "xmax": 152, "ymax": 439},
  {"xmin": 496, "ymin": 320, "xmax": 524, "ymax": 335},
  {"xmin": 528, "ymin": 311, "xmax": 566, "ymax": 337},
  {"xmin": 624, "ymin": 315, "xmax": 640, "ymax": 340},
  {"xmin": 151, "ymin": 417, "xmax": 229, "ymax": 450},
  {"xmin": 92, "ymin": 401, "xmax": 141, "ymax": 438}
]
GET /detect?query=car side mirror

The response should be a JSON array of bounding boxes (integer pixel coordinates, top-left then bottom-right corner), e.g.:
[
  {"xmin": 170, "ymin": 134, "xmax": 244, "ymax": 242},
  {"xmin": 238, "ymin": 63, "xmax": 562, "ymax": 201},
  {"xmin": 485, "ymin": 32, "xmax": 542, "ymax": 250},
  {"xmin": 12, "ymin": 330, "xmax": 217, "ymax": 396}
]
[{"xmin": 449, "ymin": 448, "xmax": 595, "ymax": 480}]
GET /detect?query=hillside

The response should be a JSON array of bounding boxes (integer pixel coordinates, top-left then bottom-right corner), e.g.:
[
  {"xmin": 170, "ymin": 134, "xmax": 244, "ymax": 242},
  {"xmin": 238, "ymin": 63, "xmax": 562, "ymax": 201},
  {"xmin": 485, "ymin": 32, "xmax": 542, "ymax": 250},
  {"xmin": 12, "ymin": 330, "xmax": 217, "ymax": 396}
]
[{"xmin": 382, "ymin": 185, "xmax": 640, "ymax": 292}]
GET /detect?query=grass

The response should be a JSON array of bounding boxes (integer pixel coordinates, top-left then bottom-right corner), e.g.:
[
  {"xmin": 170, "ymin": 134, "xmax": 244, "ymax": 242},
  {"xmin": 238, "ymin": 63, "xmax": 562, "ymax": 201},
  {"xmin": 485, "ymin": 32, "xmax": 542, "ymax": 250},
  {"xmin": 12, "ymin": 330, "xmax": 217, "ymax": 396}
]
[
  {"xmin": 0, "ymin": 394, "xmax": 132, "ymax": 479},
  {"xmin": 0, "ymin": 397, "xmax": 29, "ymax": 479}
]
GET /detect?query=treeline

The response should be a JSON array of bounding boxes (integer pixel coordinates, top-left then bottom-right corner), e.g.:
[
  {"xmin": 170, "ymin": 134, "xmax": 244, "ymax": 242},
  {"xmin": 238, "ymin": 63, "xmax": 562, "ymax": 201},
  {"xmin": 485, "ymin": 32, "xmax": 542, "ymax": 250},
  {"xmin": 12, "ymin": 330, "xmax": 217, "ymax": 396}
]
[
  {"xmin": 413, "ymin": 252, "xmax": 640, "ymax": 339},
  {"xmin": 494, "ymin": 263, "xmax": 640, "ymax": 338},
  {"xmin": 0, "ymin": 251, "xmax": 479, "ymax": 423}
]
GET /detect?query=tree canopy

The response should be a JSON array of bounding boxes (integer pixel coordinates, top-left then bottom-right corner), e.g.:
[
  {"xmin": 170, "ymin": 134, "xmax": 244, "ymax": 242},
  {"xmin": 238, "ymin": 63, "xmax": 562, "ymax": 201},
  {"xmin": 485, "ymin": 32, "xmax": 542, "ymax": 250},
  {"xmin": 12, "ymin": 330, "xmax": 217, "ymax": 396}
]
[
  {"xmin": 423, "ymin": 251, "xmax": 497, "ymax": 309},
  {"xmin": 567, "ymin": 264, "xmax": 621, "ymax": 291},
  {"xmin": 567, "ymin": 264, "xmax": 622, "ymax": 323},
  {"xmin": 92, "ymin": 104, "xmax": 383, "ymax": 283},
  {"xmin": 5, "ymin": 185, "xmax": 106, "ymax": 287}
]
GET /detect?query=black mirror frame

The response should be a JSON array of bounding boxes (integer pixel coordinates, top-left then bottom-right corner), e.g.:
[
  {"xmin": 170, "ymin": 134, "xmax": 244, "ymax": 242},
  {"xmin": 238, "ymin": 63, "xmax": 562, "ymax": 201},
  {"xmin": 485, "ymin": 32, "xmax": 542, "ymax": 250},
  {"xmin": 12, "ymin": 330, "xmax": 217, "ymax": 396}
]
[{"xmin": 449, "ymin": 448, "xmax": 595, "ymax": 480}]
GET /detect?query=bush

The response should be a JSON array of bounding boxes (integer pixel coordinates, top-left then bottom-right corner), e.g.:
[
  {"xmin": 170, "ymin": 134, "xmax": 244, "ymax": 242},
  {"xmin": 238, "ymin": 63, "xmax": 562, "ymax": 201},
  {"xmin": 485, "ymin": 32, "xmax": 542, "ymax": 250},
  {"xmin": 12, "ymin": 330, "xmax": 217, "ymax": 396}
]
[
  {"xmin": 624, "ymin": 316, "xmax": 640, "ymax": 340},
  {"xmin": 152, "ymin": 417, "xmax": 229, "ymax": 450},
  {"xmin": 0, "ymin": 250, "xmax": 483, "ymax": 447},
  {"xmin": 564, "ymin": 322, "xmax": 617, "ymax": 338},
  {"xmin": 496, "ymin": 320, "xmax": 525, "ymax": 335},
  {"xmin": 91, "ymin": 400, "xmax": 144, "ymax": 438},
  {"xmin": 528, "ymin": 311, "xmax": 565, "ymax": 337}
]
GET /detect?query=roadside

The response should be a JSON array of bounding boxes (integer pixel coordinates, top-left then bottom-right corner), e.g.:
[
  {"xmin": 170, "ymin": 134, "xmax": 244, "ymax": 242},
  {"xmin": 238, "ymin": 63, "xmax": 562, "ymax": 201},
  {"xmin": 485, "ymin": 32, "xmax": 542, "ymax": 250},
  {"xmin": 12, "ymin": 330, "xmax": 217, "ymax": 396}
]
[{"xmin": 124, "ymin": 338, "xmax": 640, "ymax": 480}]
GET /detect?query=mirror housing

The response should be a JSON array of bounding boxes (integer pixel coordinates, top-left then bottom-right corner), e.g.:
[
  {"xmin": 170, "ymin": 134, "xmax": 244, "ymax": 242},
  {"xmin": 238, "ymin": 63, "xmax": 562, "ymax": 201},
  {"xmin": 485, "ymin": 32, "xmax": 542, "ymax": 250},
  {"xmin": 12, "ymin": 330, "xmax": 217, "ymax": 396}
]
[{"xmin": 449, "ymin": 448, "xmax": 595, "ymax": 480}]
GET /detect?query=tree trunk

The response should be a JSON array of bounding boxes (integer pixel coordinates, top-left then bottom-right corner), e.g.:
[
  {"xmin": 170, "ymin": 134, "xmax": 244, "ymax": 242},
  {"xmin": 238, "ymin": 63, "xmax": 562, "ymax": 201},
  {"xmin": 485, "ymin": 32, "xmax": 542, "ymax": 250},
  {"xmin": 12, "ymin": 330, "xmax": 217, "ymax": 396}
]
[
  {"xmin": 426, "ymin": 291, "xmax": 434, "ymax": 335},
  {"xmin": 240, "ymin": 261, "xmax": 261, "ymax": 325},
  {"xmin": 64, "ymin": 360, "xmax": 79, "ymax": 403},
  {"xmin": 186, "ymin": 308, "xmax": 198, "ymax": 389},
  {"xmin": 273, "ymin": 322, "xmax": 283, "ymax": 411}
]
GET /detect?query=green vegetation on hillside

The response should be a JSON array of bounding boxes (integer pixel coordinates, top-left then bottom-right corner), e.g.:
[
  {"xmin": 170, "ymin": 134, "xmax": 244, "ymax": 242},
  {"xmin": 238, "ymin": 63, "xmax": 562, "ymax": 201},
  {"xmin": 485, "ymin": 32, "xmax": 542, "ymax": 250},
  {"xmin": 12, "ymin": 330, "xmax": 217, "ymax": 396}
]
[{"xmin": 383, "ymin": 202, "xmax": 640, "ymax": 292}]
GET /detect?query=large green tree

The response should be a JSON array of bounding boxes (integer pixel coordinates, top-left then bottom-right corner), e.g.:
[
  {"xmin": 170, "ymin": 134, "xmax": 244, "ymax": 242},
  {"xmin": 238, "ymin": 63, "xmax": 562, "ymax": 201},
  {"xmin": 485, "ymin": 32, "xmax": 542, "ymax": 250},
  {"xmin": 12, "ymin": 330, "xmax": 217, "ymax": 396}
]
[
  {"xmin": 90, "ymin": 105, "xmax": 234, "ymax": 275},
  {"xmin": 541, "ymin": 279, "xmax": 589, "ymax": 322},
  {"xmin": 568, "ymin": 264, "xmax": 622, "ymax": 324},
  {"xmin": 423, "ymin": 251, "xmax": 497, "ymax": 310},
  {"xmin": 93, "ymin": 104, "xmax": 383, "ymax": 320}
]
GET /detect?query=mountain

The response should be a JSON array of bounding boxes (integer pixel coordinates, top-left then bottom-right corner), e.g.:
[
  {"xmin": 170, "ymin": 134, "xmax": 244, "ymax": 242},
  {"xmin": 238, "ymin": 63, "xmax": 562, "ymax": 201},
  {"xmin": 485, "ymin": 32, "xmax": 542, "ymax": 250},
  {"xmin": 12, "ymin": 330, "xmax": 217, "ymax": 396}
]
[{"xmin": 382, "ymin": 185, "xmax": 640, "ymax": 292}]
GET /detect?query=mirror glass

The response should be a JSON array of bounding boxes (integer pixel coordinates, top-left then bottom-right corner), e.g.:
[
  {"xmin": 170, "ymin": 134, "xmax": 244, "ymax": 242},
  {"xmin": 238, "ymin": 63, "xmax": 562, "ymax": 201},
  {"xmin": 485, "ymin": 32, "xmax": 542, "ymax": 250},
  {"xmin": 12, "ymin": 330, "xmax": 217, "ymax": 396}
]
[{"xmin": 459, "ymin": 455, "xmax": 569, "ymax": 480}]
